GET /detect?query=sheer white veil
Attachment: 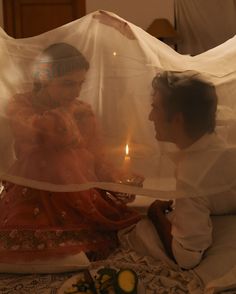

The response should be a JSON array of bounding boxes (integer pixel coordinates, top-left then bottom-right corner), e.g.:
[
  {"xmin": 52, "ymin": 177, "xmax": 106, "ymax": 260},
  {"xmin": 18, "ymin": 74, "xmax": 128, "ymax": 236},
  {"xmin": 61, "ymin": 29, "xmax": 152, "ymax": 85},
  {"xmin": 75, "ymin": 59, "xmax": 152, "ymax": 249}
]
[{"xmin": 0, "ymin": 10, "xmax": 236, "ymax": 199}]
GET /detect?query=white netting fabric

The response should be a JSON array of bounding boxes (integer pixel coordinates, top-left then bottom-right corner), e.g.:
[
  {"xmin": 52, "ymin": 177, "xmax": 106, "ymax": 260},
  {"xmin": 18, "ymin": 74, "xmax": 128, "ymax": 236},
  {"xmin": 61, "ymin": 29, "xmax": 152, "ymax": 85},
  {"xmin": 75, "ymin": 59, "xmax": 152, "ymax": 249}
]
[{"xmin": 0, "ymin": 10, "xmax": 236, "ymax": 199}]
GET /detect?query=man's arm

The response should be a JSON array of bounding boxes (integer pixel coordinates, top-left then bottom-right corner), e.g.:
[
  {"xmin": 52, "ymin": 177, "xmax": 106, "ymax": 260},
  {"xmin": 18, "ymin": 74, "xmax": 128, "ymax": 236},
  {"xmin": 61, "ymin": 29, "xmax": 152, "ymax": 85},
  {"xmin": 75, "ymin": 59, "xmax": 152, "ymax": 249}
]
[{"xmin": 147, "ymin": 200, "xmax": 175, "ymax": 261}]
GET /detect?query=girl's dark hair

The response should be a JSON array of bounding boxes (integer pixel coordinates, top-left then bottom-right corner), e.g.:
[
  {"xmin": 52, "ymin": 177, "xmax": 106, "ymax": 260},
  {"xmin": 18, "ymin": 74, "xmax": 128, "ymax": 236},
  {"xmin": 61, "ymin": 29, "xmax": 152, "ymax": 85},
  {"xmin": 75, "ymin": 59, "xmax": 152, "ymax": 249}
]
[
  {"xmin": 34, "ymin": 43, "xmax": 89, "ymax": 91},
  {"xmin": 152, "ymin": 71, "xmax": 217, "ymax": 138}
]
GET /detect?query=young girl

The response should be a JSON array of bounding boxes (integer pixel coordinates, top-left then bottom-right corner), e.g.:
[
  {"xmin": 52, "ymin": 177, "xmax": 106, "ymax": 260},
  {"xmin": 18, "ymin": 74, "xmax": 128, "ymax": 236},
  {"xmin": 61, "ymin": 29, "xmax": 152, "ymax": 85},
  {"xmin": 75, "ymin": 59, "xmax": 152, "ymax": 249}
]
[{"xmin": 0, "ymin": 43, "xmax": 140, "ymax": 262}]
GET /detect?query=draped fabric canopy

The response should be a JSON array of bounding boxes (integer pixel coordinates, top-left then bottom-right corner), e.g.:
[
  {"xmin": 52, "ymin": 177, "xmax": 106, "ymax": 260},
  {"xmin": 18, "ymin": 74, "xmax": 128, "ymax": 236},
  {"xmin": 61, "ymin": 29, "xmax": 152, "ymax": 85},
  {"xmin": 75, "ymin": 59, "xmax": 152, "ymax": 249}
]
[{"xmin": 0, "ymin": 10, "xmax": 236, "ymax": 199}]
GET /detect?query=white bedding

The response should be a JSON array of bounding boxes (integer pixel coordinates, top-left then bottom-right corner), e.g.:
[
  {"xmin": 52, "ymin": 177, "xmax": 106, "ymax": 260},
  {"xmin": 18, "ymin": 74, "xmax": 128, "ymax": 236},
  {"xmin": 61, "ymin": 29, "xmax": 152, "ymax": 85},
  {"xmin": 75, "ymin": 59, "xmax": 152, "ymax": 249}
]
[
  {"xmin": 0, "ymin": 238, "xmax": 235, "ymax": 293},
  {"xmin": 194, "ymin": 215, "xmax": 236, "ymax": 293},
  {"xmin": 0, "ymin": 249, "xmax": 202, "ymax": 294},
  {"xmin": 127, "ymin": 193, "xmax": 236, "ymax": 293},
  {"xmin": 0, "ymin": 195, "xmax": 235, "ymax": 293}
]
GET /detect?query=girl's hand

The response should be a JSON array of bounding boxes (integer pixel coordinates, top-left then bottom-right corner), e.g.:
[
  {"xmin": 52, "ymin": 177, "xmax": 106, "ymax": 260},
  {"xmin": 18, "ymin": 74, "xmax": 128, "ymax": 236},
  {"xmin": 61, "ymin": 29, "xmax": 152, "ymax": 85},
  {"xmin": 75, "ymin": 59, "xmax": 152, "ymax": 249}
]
[{"xmin": 93, "ymin": 10, "xmax": 136, "ymax": 40}]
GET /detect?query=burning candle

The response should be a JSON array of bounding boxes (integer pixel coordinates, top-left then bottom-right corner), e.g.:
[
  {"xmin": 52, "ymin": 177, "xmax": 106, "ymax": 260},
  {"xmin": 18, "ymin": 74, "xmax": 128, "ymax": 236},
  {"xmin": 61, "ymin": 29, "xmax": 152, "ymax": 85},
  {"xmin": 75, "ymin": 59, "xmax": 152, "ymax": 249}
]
[{"xmin": 124, "ymin": 144, "xmax": 131, "ymax": 171}]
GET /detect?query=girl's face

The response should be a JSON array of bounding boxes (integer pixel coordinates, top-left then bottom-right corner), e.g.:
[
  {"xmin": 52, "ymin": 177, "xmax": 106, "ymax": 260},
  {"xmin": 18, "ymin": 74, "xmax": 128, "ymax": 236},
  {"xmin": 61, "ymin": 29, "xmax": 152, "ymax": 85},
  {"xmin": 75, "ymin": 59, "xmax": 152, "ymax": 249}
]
[{"xmin": 46, "ymin": 69, "xmax": 87, "ymax": 105}]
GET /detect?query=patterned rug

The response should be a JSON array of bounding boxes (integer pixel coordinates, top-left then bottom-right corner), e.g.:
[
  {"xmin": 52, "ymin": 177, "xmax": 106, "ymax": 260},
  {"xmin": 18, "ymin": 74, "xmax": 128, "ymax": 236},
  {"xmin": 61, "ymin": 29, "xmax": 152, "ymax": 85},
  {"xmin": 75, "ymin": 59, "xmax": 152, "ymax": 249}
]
[{"xmin": 0, "ymin": 249, "xmax": 204, "ymax": 294}]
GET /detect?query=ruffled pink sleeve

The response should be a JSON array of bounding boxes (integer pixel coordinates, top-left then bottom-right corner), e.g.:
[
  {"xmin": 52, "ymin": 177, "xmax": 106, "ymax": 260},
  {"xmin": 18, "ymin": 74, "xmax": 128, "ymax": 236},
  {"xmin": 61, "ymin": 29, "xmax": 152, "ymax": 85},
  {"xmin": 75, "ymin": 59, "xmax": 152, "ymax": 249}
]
[{"xmin": 7, "ymin": 94, "xmax": 83, "ymax": 157}]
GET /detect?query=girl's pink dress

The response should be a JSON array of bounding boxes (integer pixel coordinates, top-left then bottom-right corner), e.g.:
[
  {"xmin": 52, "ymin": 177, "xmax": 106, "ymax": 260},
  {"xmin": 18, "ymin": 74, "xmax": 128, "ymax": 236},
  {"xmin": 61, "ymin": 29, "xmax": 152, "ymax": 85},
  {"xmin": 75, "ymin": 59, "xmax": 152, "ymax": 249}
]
[{"xmin": 0, "ymin": 93, "xmax": 140, "ymax": 262}]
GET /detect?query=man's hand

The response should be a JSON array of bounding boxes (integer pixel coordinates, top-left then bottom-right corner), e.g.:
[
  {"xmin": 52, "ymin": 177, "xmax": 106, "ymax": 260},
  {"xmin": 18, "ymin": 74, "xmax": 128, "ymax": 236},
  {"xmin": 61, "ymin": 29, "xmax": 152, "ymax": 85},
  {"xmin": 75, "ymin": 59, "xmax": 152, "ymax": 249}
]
[
  {"xmin": 148, "ymin": 200, "xmax": 173, "ymax": 217},
  {"xmin": 147, "ymin": 199, "xmax": 175, "ymax": 261}
]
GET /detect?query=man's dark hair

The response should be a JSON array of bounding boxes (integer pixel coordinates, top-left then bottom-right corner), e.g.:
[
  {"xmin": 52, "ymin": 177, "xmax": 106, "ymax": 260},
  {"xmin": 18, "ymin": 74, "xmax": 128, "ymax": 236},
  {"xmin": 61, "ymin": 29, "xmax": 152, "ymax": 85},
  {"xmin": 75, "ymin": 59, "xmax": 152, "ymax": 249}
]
[{"xmin": 152, "ymin": 71, "xmax": 218, "ymax": 139}]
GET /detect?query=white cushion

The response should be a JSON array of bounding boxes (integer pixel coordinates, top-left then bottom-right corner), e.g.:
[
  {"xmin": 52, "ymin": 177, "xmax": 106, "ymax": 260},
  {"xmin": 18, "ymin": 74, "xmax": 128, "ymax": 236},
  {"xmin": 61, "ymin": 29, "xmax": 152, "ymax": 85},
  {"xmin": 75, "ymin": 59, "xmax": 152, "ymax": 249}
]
[
  {"xmin": 194, "ymin": 215, "xmax": 236, "ymax": 289},
  {"xmin": 127, "ymin": 195, "xmax": 154, "ymax": 214},
  {"xmin": 0, "ymin": 251, "xmax": 90, "ymax": 274}
]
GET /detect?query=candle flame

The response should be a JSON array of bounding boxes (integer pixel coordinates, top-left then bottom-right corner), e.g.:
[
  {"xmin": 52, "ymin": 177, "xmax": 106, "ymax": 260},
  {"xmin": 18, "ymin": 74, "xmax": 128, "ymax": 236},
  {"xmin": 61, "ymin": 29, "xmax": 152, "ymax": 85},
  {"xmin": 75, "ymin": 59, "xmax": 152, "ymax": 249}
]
[{"xmin": 125, "ymin": 144, "xmax": 129, "ymax": 156}]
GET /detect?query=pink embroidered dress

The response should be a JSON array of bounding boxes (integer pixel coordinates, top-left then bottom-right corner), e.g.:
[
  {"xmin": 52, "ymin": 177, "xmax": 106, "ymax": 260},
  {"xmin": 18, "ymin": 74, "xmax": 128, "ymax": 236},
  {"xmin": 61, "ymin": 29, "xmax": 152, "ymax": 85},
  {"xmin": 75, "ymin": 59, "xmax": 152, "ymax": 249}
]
[{"xmin": 0, "ymin": 92, "xmax": 141, "ymax": 262}]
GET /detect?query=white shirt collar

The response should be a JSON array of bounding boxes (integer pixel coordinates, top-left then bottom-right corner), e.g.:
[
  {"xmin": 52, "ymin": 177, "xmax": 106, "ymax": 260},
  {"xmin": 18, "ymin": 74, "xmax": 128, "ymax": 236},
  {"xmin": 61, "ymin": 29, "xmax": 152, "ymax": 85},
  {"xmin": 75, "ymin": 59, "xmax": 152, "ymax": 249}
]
[{"xmin": 167, "ymin": 132, "xmax": 225, "ymax": 165}]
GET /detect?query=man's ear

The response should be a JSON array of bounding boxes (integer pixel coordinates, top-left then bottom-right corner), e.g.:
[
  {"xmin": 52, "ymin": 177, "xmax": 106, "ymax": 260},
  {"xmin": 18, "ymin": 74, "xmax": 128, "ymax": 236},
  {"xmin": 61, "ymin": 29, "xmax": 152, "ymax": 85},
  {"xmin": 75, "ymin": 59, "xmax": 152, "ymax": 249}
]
[
  {"xmin": 173, "ymin": 112, "xmax": 184, "ymax": 126},
  {"xmin": 171, "ymin": 112, "xmax": 189, "ymax": 148},
  {"xmin": 41, "ymin": 81, "xmax": 49, "ymax": 88}
]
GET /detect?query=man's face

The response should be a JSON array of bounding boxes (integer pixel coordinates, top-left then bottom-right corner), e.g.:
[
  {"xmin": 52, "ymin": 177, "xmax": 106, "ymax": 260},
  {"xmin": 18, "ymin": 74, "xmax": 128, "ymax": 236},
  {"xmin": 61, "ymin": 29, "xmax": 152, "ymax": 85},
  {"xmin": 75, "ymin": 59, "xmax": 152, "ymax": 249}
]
[{"xmin": 149, "ymin": 92, "xmax": 174, "ymax": 142}]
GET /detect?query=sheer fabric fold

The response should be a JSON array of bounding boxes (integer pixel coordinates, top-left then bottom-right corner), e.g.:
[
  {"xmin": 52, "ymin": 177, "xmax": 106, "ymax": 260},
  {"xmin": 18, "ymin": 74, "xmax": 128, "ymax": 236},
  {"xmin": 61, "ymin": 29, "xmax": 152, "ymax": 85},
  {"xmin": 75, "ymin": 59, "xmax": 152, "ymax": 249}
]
[
  {"xmin": 0, "ymin": 10, "xmax": 236, "ymax": 199},
  {"xmin": 1, "ymin": 10, "xmax": 236, "ymax": 263}
]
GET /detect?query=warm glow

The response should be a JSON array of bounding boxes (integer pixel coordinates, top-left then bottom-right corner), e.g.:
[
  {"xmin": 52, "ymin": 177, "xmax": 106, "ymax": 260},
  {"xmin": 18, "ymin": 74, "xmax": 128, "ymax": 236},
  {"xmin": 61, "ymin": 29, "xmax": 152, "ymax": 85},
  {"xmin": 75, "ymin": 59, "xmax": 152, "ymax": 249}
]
[
  {"xmin": 113, "ymin": 51, "xmax": 117, "ymax": 56},
  {"xmin": 125, "ymin": 144, "xmax": 129, "ymax": 156}
]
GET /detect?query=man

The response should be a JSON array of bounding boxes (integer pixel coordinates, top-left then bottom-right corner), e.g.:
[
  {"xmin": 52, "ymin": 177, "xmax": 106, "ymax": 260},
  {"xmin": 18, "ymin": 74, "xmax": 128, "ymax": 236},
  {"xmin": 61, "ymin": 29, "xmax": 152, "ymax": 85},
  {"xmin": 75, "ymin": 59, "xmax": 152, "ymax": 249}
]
[{"xmin": 147, "ymin": 71, "xmax": 236, "ymax": 269}]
